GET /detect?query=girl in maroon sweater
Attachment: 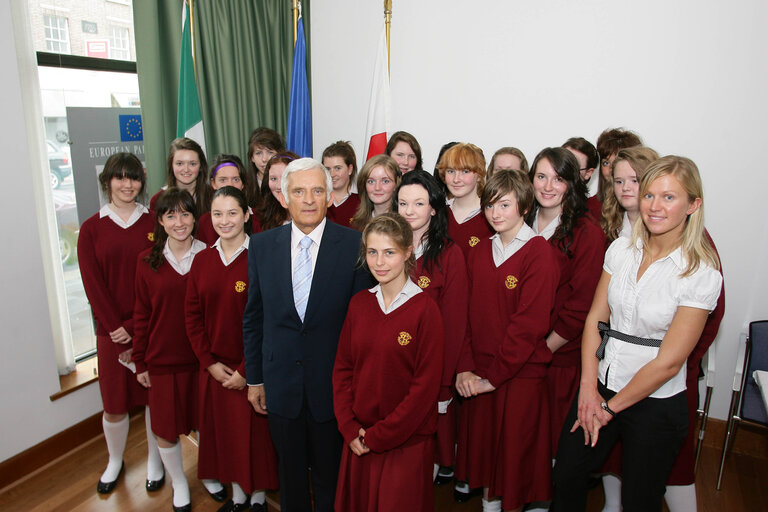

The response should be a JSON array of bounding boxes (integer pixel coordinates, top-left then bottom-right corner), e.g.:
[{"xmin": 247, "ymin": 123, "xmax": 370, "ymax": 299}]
[
  {"xmin": 186, "ymin": 187, "xmax": 277, "ymax": 512},
  {"xmin": 77, "ymin": 153, "xmax": 159, "ymax": 494},
  {"xmin": 323, "ymin": 140, "xmax": 361, "ymax": 228},
  {"xmin": 258, "ymin": 152, "xmax": 299, "ymax": 231},
  {"xmin": 395, "ymin": 170, "xmax": 469, "ymax": 485},
  {"xmin": 351, "ymin": 154, "xmax": 402, "ymax": 231},
  {"xmin": 333, "ymin": 213, "xmax": 444, "ymax": 512},
  {"xmin": 435, "ymin": 143, "xmax": 493, "ymax": 263},
  {"xmin": 197, "ymin": 154, "xmax": 256, "ymax": 245},
  {"xmin": 133, "ymin": 189, "xmax": 206, "ymax": 511},
  {"xmin": 455, "ymin": 170, "xmax": 560, "ymax": 512},
  {"xmin": 525, "ymin": 148, "xmax": 606, "ymax": 456},
  {"xmin": 149, "ymin": 137, "xmax": 211, "ymax": 215}
]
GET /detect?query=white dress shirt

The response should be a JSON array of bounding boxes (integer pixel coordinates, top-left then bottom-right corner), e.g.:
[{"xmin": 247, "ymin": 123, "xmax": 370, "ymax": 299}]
[
  {"xmin": 531, "ymin": 210, "xmax": 561, "ymax": 240},
  {"xmin": 598, "ymin": 238, "xmax": 722, "ymax": 398},
  {"xmin": 619, "ymin": 212, "xmax": 634, "ymax": 239},
  {"xmin": 99, "ymin": 202, "xmax": 148, "ymax": 229},
  {"xmin": 490, "ymin": 223, "xmax": 538, "ymax": 267},
  {"xmin": 369, "ymin": 278, "xmax": 422, "ymax": 315},
  {"xmin": 213, "ymin": 235, "xmax": 250, "ymax": 266},
  {"xmin": 163, "ymin": 238, "xmax": 207, "ymax": 275},
  {"xmin": 446, "ymin": 198, "xmax": 482, "ymax": 223},
  {"xmin": 290, "ymin": 218, "xmax": 326, "ymax": 276}
]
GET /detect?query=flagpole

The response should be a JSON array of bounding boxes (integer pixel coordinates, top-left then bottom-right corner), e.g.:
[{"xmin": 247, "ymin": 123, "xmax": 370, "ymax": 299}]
[
  {"xmin": 188, "ymin": 0, "xmax": 197, "ymax": 76},
  {"xmin": 384, "ymin": 0, "xmax": 392, "ymax": 76},
  {"xmin": 293, "ymin": 0, "xmax": 299, "ymax": 45}
]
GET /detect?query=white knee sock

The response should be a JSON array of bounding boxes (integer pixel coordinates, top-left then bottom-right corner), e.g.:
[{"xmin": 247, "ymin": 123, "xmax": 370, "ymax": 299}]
[
  {"xmin": 202, "ymin": 478, "xmax": 224, "ymax": 494},
  {"xmin": 158, "ymin": 443, "xmax": 190, "ymax": 507},
  {"xmin": 144, "ymin": 407, "xmax": 164, "ymax": 481},
  {"xmin": 482, "ymin": 497, "xmax": 502, "ymax": 512},
  {"xmin": 664, "ymin": 484, "xmax": 697, "ymax": 512},
  {"xmin": 232, "ymin": 482, "xmax": 247, "ymax": 505},
  {"xmin": 250, "ymin": 490, "xmax": 266, "ymax": 505},
  {"xmin": 433, "ymin": 463, "xmax": 439, "ymax": 481},
  {"xmin": 101, "ymin": 414, "xmax": 129, "ymax": 482},
  {"xmin": 601, "ymin": 474, "xmax": 622, "ymax": 512},
  {"xmin": 455, "ymin": 481, "xmax": 469, "ymax": 493}
]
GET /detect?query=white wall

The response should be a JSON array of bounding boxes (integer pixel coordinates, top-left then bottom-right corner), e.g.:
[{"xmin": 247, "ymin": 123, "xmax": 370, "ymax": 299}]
[
  {"xmin": 0, "ymin": 0, "xmax": 102, "ymax": 463},
  {"xmin": 311, "ymin": 0, "xmax": 768, "ymax": 420}
]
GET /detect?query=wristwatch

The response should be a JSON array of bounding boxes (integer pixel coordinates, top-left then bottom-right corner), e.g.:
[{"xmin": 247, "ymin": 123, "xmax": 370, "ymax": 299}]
[{"xmin": 601, "ymin": 401, "xmax": 616, "ymax": 417}]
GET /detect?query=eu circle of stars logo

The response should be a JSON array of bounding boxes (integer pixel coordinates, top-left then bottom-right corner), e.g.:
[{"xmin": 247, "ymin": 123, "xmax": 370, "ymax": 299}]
[
  {"xmin": 468, "ymin": 236, "xmax": 480, "ymax": 247},
  {"xmin": 417, "ymin": 276, "xmax": 431, "ymax": 288},
  {"xmin": 505, "ymin": 275, "xmax": 518, "ymax": 289},
  {"xmin": 235, "ymin": 281, "xmax": 246, "ymax": 293},
  {"xmin": 397, "ymin": 331, "xmax": 412, "ymax": 346},
  {"xmin": 119, "ymin": 114, "xmax": 143, "ymax": 141}
]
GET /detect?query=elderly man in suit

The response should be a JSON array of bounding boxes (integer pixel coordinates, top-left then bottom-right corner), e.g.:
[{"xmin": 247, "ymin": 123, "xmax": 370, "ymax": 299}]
[{"xmin": 243, "ymin": 157, "xmax": 372, "ymax": 512}]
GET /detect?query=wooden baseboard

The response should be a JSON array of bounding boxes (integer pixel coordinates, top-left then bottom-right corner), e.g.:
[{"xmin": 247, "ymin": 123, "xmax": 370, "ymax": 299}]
[
  {"xmin": 700, "ymin": 416, "xmax": 768, "ymax": 456},
  {"xmin": 0, "ymin": 411, "xmax": 103, "ymax": 490}
]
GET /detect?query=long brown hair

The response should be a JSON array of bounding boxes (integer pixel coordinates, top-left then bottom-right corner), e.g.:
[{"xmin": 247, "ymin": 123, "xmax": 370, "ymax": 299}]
[
  {"xmin": 351, "ymin": 155, "xmax": 401, "ymax": 231},
  {"xmin": 259, "ymin": 152, "xmax": 299, "ymax": 230},
  {"xmin": 145, "ymin": 188, "xmax": 197, "ymax": 271},
  {"xmin": 166, "ymin": 138, "xmax": 211, "ymax": 215}
]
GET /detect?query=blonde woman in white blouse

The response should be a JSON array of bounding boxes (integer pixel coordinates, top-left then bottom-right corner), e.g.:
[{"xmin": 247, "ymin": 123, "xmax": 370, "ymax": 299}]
[{"xmin": 551, "ymin": 156, "xmax": 722, "ymax": 512}]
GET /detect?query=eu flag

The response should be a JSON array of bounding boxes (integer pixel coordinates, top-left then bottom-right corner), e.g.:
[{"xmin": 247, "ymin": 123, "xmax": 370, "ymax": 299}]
[
  {"xmin": 119, "ymin": 114, "xmax": 143, "ymax": 141},
  {"xmin": 286, "ymin": 16, "xmax": 312, "ymax": 157}
]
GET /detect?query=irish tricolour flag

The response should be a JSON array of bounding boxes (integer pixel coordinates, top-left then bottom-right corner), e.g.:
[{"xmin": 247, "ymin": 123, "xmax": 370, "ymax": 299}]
[{"xmin": 177, "ymin": 0, "xmax": 205, "ymax": 153}]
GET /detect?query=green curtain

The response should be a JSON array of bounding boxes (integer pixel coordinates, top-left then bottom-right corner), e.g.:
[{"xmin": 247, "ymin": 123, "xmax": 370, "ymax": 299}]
[
  {"xmin": 132, "ymin": 0, "xmax": 184, "ymax": 194},
  {"xmin": 194, "ymin": 0, "xmax": 311, "ymax": 161},
  {"xmin": 133, "ymin": 0, "xmax": 311, "ymax": 191}
]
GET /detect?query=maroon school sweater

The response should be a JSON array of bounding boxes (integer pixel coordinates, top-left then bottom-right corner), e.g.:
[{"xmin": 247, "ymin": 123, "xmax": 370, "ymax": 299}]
[
  {"xmin": 78, "ymin": 211, "xmax": 155, "ymax": 337},
  {"xmin": 447, "ymin": 209, "xmax": 493, "ymax": 264},
  {"xmin": 412, "ymin": 242, "xmax": 468, "ymax": 401},
  {"xmin": 327, "ymin": 193, "xmax": 361, "ymax": 229},
  {"xmin": 333, "ymin": 290, "xmax": 444, "ymax": 453},
  {"xmin": 548, "ymin": 216, "xmax": 606, "ymax": 367},
  {"xmin": 457, "ymin": 237, "xmax": 560, "ymax": 388},
  {"xmin": 185, "ymin": 247, "xmax": 249, "ymax": 376},
  {"xmin": 132, "ymin": 250, "xmax": 200, "ymax": 375}
]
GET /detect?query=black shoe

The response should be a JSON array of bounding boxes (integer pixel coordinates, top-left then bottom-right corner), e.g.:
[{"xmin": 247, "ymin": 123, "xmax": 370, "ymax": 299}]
[
  {"xmin": 217, "ymin": 499, "xmax": 250, "ymax": 512},
  {"xmin": 250, "ymin": 503, "xmax": 267, "ymax": 512},
  {"xmin": 207, "ymin": 486, "xmax": 228, "ymax": 503},
  {"xmin": 96, "ymin": 461, "xmax": 124, "ymax": 494},
  {"xmin": 146, "ymin": 471, "xmax": 165, "ymax": 492},
  {"xmin": 435, "ymin": 471, "xmax": 454, "ymax": 486},
  {"xmin": 453, "ymin": 486, "xmax": 481, "ymax": 503},
  {"xmin": 173, "ymin": 504, "xmax": 191, "ymax": 512}
]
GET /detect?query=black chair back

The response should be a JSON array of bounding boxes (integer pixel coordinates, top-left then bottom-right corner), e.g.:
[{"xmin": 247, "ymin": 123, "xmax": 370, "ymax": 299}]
[{"xmin": 740, "ymin": 320, "xmax": 768, "ymax": 424}]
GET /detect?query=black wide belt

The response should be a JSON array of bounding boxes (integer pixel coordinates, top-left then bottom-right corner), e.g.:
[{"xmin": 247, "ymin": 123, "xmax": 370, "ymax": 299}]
[{"xmin": 596, "ymin": 321, "xmax": 663, "ymax": 360}]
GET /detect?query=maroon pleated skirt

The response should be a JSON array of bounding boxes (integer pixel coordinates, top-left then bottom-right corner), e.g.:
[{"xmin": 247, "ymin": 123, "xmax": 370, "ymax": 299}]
[
  {"xmin": 335, "ymin": 437, "xmax": 434, "ymax": 512},
  {"xmin": 456, "ymin": 376, "xmax": 552, "ymax": 510},
  {"xmin": 196, "ymin": 370, "xmax": 279, "ymax": 493},
  {"xmin": 147, "ymin": 370, "xmax": 198, "ymax": 441},
  {"xmin": 435, "ymin": 398, "xmax": 458, "ymax": 467},
  {"xmin": 97, "ymin": 335, "xmax": 147, "ymax": 414}
]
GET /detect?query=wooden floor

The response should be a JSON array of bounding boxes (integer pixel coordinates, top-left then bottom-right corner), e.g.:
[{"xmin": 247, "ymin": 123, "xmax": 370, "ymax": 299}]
[{"xmin": 0, "ymin": 412, "xmax": 765, "ymax": 511}]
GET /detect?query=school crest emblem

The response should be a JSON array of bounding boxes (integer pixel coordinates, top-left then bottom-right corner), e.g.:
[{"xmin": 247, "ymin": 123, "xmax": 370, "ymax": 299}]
[
  {"xmin": 234, "ymin": 281, "xmax": 246, "ymax": 293},
  {"xmin": 468, "ymin": 236, "xmax": 480, "ymax": 247},
  {"xmin": 397, "ymin": 331, "xmax": 412, "ymax": 346},
  {"xmin": 417, "ymin": 276, "xmax": 431, "ymax": 288},
  {"xmin": 147, "ymin": 232, "xmax": 154, "ymax": 242},
  {"xmin": 505, "ymin": 275, "xmax": 518, "ymax": 289}
]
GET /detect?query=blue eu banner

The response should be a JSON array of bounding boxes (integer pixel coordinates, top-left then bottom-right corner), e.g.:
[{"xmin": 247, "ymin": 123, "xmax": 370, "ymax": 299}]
[{"xmin": 119, "ymin": 115, "xmax": 143, "ymax": 141}]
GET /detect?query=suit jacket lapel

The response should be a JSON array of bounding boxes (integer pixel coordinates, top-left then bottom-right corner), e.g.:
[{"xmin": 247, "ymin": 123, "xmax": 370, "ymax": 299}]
[{"xmin": 275, "ymin": 225, "xmax": 302, "ymax": 324}]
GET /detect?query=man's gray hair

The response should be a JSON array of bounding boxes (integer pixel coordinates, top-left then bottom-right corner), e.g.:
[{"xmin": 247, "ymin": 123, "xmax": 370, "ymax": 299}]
[{"xmin": 280, "ymin": 157, "xmax": 333, "ymax": 203}]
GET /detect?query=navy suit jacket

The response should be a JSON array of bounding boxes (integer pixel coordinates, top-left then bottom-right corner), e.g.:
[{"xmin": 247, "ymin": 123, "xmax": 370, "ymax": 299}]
[{"xmin": 243, "ymin": 221, "xmax": 373, "ymax": 422}]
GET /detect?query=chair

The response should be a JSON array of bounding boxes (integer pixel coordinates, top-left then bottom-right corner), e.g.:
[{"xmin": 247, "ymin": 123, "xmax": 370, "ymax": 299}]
[
  {"xmin": 716, "ymin": 320, "xmax": 768, "ymax": 489},
  {"xmin": 694, "ymin": 347, "xmax": 717, "ymax": 472}
]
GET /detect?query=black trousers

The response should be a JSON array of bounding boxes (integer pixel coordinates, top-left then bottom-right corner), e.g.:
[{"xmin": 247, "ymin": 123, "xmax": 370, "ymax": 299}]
[
  {"xmin": 551, "ymin": 382, "xmax": 688, "ymax": 512},
  {"xmin": 267, "ymin": 399, "xmax": 343, "ymax": 512}
]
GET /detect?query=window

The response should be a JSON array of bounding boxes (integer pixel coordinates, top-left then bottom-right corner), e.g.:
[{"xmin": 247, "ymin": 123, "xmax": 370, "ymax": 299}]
[
  {"xmin": 43, "ymin": 14, "xmax": 70, "ymax": 54},
  {"xmin": 109, "ymin": 26, "xmax": 130, "ymax": 60}
]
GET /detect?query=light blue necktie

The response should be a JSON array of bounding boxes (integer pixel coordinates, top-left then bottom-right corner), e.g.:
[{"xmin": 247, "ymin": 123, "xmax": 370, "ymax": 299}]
[{"xmin": 293, "ymin": 235, "xmax": 313, "ymax": 321}]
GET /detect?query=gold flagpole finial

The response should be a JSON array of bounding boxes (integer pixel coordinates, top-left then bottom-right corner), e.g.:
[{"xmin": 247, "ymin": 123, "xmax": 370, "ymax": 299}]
[{"xmin": 384, "ymin": 0, "xmax": 392, "ymax": 76}]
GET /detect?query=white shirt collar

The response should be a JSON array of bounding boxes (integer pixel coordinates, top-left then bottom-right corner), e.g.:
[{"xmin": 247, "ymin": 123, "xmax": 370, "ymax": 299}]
[
  {"xmin": 163, "ymin": 238, "xmax": 207, "ymax": 275},
  {"xmin": 99, "ymin": 202, "xmax": 148, "ymax": 229},
  {"xmin": 333, "ymin": 192, "xmax": 351, "ymax": 207},
  {"xmin": 490, "ymin": 223, "xmax": 536, "ymax": 266},
  {"xmin": 368, "ymin": 278, "xmax": 422, "ymax": 314},
  {"xmin": 213, "ymin": 234, "xmax": 250, "ymax": 265},
  {"xmin": 532, "ymin": 210, "xmax": 561, "ymax": 240},
  {"xmin": 446, "ymin": 198, "xmax": 482, "ymax": 223},
  {"xmin": 291, "ymin": 217, "xmax": 326, "ymax": 249}
]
